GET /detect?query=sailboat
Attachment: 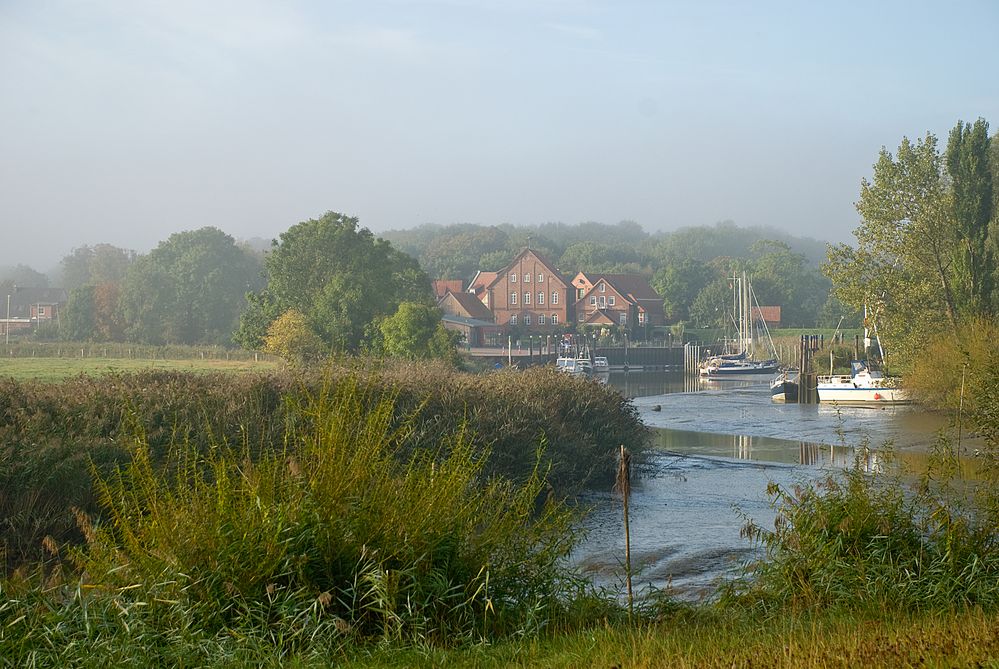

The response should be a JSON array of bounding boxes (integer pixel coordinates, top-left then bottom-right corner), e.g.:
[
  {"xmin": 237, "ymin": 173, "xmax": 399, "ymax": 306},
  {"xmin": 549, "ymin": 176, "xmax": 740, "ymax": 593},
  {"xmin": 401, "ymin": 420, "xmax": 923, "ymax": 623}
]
[
  {"xmin": 700, "ymin": 272, "xmax": 779, "ymax": 378},
  {"xmin": 815, "ymin": 305, "xmax": 911, "ymax": 405}
]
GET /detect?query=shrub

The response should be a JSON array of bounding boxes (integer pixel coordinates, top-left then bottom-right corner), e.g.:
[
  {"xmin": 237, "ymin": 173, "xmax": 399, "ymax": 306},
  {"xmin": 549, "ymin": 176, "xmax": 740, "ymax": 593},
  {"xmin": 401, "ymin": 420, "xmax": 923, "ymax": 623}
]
[
  {"xmin": 0, "ymin": 379, "xmax": 584, "ymax": 663},
  {"xmin": 0, "ymin": 362, "xmax": 647, "ymax": 572},
  {"xmin": 729, "ymin": 440, "xmax": 999, "ymax": 613}
]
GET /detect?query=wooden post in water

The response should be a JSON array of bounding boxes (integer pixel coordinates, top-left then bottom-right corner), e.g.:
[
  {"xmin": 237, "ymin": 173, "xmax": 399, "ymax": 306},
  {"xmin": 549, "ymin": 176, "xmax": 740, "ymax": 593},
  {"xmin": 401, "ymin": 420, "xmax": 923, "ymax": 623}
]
[{"xmin": 615, "ymin": 445, "xmax": 634, "ymax": 624}]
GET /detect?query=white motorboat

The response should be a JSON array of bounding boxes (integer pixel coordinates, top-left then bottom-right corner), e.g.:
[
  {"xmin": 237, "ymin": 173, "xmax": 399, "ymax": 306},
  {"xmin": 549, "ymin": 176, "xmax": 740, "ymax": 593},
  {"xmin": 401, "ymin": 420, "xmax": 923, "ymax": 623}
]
[
  {"xmin": 555, "ymin": 356, "xmax": 593, "ymax": 376},
  {"xmin": 817, "ymin": 360, "xmax": 911, "ymax": 405},
  {"xmin": 592, "ymin": 356, "xmax": 610, "ymax": 374}
]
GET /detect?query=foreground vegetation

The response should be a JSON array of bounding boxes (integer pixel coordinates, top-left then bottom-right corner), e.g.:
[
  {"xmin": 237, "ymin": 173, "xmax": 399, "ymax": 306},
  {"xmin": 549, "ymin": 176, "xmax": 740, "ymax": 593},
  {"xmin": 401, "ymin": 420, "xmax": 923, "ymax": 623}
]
[
  {"xmin": 0, "ymin": 363, "xmax": 645, "ymax": 572},
  {"xmin": 341, "ymin": 609, "xmax": 999, "ymax": 668}
]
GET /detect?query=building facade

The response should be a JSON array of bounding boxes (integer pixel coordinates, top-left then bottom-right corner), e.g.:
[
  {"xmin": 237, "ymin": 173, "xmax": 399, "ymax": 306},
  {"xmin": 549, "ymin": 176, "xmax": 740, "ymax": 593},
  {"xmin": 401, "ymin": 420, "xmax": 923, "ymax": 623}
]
[
  {"xmin": 479, "ymin": 249, "xmax": 572, "ymax": 331},
  {"xmin": 572, "ymin": 273, "xmax": 665, "ymax": 331}
]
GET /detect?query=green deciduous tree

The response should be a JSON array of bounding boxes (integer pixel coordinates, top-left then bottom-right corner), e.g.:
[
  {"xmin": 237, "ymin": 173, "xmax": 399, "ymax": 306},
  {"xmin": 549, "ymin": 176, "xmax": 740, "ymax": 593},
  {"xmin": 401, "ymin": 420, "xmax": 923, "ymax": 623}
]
[
  {"xmin": 61, "ymin": 285, "xmax": 98, "ymax": 341},
  {"xmin": 688, "ymin": 277, "xmax": 733, "ymax": 328},
  {"xmin": 120, "ymin": 227, "xmax": 263, "ymax": 345},
  {"xmin": 60, "ymin": 244, "xmax": 135, "ymax": 291},
  {"xmin": 262, "ymin": 308, "xmax": 326, "ymax": 363},
  {"xmin": 824, "ymin": 127, "xmax": 995, "ymax": 366},
  {"xmin": 946, "ymin": 118, "xmax": 995, "ymax": 314},
  {"xmin": 379, "ymin": 301, "xmax": 459, "ymax": 363},
  {"xmin": 0, "ymin": 264, "xmax": 48, "ymax": 288},
  {"xmin": 652, "ymin": 256, "xmax": 715, "ymax": 322},
  {"xmin": 239, "ymin": 212, "xmax": 433, "ymax": 353}
]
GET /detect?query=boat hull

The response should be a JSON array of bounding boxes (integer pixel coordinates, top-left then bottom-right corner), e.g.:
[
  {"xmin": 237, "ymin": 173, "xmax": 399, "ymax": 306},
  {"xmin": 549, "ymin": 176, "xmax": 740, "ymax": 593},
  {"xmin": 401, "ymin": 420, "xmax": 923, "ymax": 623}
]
[
  {"xmin": 817, "ymin": 386, "xmax": 911, "ymax": 405},
  {"xmin": 770, "ymin": 379, "xmax": 799, "ymax": 403}
]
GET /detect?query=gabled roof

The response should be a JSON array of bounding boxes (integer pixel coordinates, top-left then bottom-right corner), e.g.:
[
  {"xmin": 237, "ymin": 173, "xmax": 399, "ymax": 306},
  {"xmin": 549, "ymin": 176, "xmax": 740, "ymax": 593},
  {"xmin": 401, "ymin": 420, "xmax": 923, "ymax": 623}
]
[
  {"xmin": 485, "ymin": 248, "xmax": 568, "ymax": 290},
  {"xmin": 752, "ymin": 305, "xmax": 781, "ymax": 323},
  {"xmin": 440, "ymin": 290, "xmax": 495, "ymax": 322},
  {"xmin": 583, "ymin": 308, "xmax": 619, "ymax": 325},
  {"xmin": 595, "ymin": 274, "xmax": 660, "ymax": 301},
  {"xmin": 432, "ymin": 279, "xmax": 463, "ymax": 299},
  {"xmin": 468, "ymin": 271, "xmax": 497, "ymax": 296}
]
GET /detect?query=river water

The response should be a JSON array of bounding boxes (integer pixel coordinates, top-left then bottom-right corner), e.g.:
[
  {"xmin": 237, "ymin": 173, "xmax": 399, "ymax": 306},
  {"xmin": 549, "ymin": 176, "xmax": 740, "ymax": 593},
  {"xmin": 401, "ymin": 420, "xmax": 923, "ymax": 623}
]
[{"xmin": 572, "ymin": 371, "xmax": 964, "ymax": 601}]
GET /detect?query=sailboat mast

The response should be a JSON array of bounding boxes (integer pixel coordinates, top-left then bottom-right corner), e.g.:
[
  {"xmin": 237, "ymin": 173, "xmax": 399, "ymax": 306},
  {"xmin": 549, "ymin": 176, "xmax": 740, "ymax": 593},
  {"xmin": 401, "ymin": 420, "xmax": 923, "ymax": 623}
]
[{"xmin": 742, "ymin": 271, "xmax": 751, "ymax": 356}]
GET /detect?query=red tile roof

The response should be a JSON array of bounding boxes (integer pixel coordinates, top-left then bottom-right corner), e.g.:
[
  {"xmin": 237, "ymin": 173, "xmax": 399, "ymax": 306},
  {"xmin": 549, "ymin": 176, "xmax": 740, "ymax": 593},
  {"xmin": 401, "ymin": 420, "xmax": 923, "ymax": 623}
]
[
  {"xmin": 469, "ymin": 271, "xmax": 497, "ymax": 295},
  {"xmin": 752, "ymin": 305, "xmax": 781, "ymax": 323},
  {"xmin": 432, "ymin": 279, "xmax": 464, "ymax": 299},
  {"xmin": 440, "ymin": 290, "xmax": 495, "ymax": 322}
]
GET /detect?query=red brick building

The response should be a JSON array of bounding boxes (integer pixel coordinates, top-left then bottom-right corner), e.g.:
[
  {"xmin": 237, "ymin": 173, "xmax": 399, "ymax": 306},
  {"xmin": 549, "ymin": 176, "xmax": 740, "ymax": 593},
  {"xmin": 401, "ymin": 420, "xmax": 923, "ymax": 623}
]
[
  {"xmin": 572, "ymin": 273, "xmax": 665, "ymax": 331},
  {"xmin": 478, "ymin": 249, "xmax": 572, "ymax": 331}
]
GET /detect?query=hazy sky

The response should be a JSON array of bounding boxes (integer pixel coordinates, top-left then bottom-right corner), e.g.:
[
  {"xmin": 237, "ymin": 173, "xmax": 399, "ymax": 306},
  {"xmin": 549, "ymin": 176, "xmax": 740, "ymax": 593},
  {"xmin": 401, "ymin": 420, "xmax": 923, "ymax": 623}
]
[{"xmin": 2, "ymin": 0, "xmax": 997, "ymax": 271}]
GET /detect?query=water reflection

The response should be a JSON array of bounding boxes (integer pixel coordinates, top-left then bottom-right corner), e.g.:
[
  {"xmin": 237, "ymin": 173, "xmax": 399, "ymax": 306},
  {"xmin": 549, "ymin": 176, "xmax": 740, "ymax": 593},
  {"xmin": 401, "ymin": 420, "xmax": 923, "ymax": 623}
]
[
  {"xmin": 653, "ymin": 428, "xmax": 870, "ymax": 469},
  {"xmin": 606, "ymin": 371, "xmax": 769, "ymax": 398}
]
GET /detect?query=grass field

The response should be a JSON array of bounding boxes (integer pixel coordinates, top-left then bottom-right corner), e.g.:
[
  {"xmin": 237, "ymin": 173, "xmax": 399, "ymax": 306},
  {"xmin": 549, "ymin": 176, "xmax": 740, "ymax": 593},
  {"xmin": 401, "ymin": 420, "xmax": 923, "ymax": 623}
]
[
  {"xmin": 340, "ymin": 609, "xmax": 999, "ymax": 669},
  {"xmin": 0, "ymin": 356, "xmax": 281, "ymax": 381}
]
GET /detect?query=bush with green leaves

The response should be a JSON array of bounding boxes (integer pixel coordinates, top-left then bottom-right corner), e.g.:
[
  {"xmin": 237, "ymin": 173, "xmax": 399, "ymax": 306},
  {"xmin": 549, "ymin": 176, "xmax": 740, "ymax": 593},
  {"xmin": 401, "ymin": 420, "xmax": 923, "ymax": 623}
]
[
  {"xmin": 729, "ymin": 439, "xmax": 999, "ymax": 613},
  {"xmin": 0, "ymin": 378, "xmax": 586, "ymax": 663}
]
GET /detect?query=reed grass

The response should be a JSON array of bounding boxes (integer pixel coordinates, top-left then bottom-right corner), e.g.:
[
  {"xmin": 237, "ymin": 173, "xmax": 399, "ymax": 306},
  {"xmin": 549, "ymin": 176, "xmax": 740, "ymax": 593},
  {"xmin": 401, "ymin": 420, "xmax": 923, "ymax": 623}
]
[
  {"xmin": 725, "ymin": 437, "xmax": 999, "ymax": 613},
  {"xmin": 0, "ymin": 377, "xmax": 594, "ymax": 664},
  {"xmin": 0, "ymin": 362, "xmax": 646, "ymax": 574}
]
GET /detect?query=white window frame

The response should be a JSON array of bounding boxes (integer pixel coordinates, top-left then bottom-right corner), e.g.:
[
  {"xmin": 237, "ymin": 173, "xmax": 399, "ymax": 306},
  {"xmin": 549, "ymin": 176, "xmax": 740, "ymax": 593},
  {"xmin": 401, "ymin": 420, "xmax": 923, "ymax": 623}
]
[
  {"xmin": 538, "ymin": 314, "xmax": 546, "ymax": 325},
  {"xmin": 600, "ymin": 283, "xmax": 606, "ymax": 292},
  {"xmin": 590, "ymin": 296, "xmax": 596, "ymax": 305},
  {"xmin": 638, "ymin": 311, "xmax": 646, "ymax": 324},
  {"xmin": 511, "ymin": 292, "xmax": 518, "ymax": 305},
  {"xmin": 538, "ymin": 291, "xmax": 544, "ymax": 305},
  {"xmin": 619, "ymin": 313, "xmax": 628, "ymax": 325},
  {"xmin": 609, "ymin": 296, "xmax": 616, "ymax": 306},
  {"xmin": 538, "ymin": 273, "xmax": 544, "ymax": 282},
  {"xmin": 524, "ymin": 273, "xmax": 531, "ymax": 283},
  {"xmin": 552, "ymin": 291, "xmax": 559, "ymax": 305},
  {"xmin": 510, "ymin": 273, "xmax": 517, "ymax": 283},
  {"xmin": 524, "ymin": 292, "xmax": 531, "ymax": 304},
  {"xmin": 598, "ymin": 296, "xmax": 606, "ymax": 308},
  {"xmin": 524, "ymin": 314, "xmax": 531, "ymax": 325},
  {"xmin": 552, "ymin": 313, "xmax": 558, "ymax": 324}
]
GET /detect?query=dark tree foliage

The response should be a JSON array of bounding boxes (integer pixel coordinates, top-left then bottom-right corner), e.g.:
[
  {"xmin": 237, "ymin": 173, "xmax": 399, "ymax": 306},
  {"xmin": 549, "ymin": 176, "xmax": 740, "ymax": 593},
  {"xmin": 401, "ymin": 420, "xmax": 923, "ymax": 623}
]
[
  {"xmin": 237, "ymin": 212, "xmax": 432, "ymax": 352},
  {"xmin": 119, "ymin": 227, "xmax": 263, "ymax": 346},
  {"xmin": 946, "ymin": 118, "xmax": 995, "ymax": 314}
]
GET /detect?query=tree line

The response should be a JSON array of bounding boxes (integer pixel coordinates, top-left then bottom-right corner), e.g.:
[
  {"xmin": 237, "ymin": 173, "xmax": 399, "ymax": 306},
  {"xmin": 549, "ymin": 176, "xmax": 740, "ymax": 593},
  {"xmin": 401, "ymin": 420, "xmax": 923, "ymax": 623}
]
[
  {"xmin": 1, "ymin": 215, "xmax": 848, "ymax": 358},
  {"xmin": 383, "ymin": 219, "xmax": 842, "ymax": 328}
]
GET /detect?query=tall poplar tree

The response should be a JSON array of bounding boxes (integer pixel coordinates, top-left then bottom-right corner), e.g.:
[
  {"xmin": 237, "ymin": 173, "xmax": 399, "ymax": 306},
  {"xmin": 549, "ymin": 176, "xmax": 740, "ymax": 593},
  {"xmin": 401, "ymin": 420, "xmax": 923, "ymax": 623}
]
[{"xmin": 946, "ymin": 118, "xmax": 994, "ymax": 314}]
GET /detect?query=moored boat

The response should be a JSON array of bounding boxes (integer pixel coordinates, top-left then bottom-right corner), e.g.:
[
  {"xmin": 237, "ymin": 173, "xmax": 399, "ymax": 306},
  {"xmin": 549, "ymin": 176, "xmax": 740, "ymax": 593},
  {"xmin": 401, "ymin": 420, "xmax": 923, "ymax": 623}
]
[
  {"xmin": 700, "ymin": 356, "xmax": 779, "ymax": 377},
  {"xmin": 556, "ymin": 356, "xmax": 593, "ymax": 376},
  {"xmin": 816, "ymin": 360, "xmax": 910, "ymax": 406},
  {"xmin": 770, "ymin": 371, "xmax": 799, "ymax": 402},
  {"xmin": 592, "ymin": 356, "xmax": 610, "ymax": 374}
]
